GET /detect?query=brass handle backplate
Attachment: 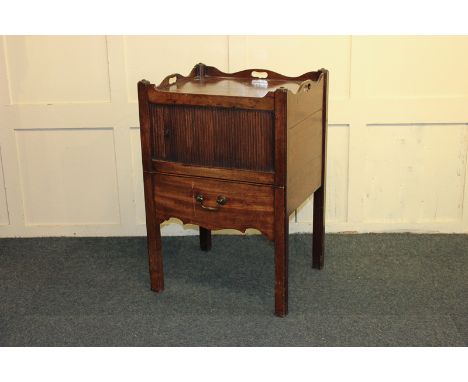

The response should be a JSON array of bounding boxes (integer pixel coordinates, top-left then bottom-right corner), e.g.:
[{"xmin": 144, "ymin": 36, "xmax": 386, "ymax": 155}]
[
  {"xmin": 216, "ymin": 196, "xmax": 227, "ymax": 205},
  {"xmin": 195, "ymin": 193, "xmax": 227, "ymax": 211}
]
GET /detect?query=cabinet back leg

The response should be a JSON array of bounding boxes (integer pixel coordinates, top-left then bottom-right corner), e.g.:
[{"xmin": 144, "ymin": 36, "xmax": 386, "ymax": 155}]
[
  {"xmin": 199, "ymin": 227, "xmax": 212, "ymax": 251},
  {"xmin": 313, "ymin": 68, "xmax": 328, "ymax": 270},
  {"xmin": 312, "ymin": 186, "xmax": 325, "ymax": 269}
]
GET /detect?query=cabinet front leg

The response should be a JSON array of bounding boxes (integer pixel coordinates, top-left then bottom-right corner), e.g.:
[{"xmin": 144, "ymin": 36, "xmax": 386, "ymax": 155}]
[
  {"xmin": 143, "ymin": 171, "xmax": 164, "ymax": 292},
  {"xmin": 312, "ymin": 186, "xmax": 325, "ymax": 269},
  {"xmin": 148, "ymin": 224, "xmax": 164, "ymax": 292},
  {"xmin": 147, "ymin": 222, "xmax": 164, "ymax": 292},
  {"xmin": 199, "ymin": 227, "xmax": 212, "ymax": 251},
  {"xmin": 274, "ymin": 188, "xmax": 288, "ymax": 317},
  {"xmin": 274, "ymin": 234, "xmax": 288, "ymax": 317}
]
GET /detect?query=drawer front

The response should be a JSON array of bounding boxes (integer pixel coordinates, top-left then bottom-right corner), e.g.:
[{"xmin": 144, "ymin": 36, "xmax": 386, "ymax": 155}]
[
  {"xmin": 153, "ymin": 173, "xmax": 275, "ymax": 240},
  {"xmin": 150, "ymin": 104, "xmax": 274, "ymax": 172}
]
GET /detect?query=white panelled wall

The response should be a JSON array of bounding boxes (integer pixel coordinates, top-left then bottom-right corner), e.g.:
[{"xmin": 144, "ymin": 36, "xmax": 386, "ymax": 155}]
[{"xmin": 1, "ymin": 36, "xmax": 468, "ymax": 237}]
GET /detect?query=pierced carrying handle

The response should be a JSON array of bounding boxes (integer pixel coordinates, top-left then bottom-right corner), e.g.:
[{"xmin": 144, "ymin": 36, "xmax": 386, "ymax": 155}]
[
  {"xmin": 297, "ymin": 80, "xmax": 314, "ymax": 93},
  {"xmin": 159, "ymin": 73, "xmax": 183, "ymax": 87},
  {"xmin": 251, "ymin": 70, "xmax": 269, "ymax": 79},
  {"xmin": 195, "ymin": 193, "xmax": 227, "ymax": 211}
]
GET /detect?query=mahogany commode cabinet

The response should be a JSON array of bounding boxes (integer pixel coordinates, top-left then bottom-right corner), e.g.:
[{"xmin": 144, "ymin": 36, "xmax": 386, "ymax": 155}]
[{"xmin": 138, "ymin": 63, "xmax": 328, "ymax": 317}]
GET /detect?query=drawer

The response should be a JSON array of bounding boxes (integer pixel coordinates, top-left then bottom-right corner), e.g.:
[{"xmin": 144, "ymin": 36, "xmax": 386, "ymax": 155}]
[
  {"xmin": 153, "ymin": 173, "xmax": 275, "ymax": 240},
  {"xmin": 150, "ymin": 104, "xmax": 274, "ymax": 172}
]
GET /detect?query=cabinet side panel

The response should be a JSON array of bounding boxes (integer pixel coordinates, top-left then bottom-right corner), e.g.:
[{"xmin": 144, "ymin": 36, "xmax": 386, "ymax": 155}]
[
  {"xmin": 287, "ymin": 110, "xmax": 323, "ymax": 214},
  {"xmin": 287, "ymin": 83, "xmax": 323, "ymax": 127},
  {"xmin": 287, "ymin": 84, "xmax": 324, "ymax": 215}
]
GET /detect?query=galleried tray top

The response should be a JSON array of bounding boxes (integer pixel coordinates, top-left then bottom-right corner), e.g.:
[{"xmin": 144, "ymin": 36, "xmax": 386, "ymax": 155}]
[{"xmin": 153, "ymin": 63, "xmax": 325, "ymax": 98}]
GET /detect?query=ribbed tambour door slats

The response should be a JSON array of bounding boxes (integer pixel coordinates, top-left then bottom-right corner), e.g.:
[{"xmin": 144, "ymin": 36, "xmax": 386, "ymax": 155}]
[{"xmin": 150, "ymin": 104, "xmax": 274, "ymax": 172}]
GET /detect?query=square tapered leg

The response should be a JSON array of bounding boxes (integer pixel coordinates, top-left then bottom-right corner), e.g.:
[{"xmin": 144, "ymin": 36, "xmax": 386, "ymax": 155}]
[
  {"xmin": 143, "ymin": 171, "xmax": 164, "ymax": 292},
  {"xmin": 199, "ymin": 227, "xmax": 212, "ymax": 251},
  {"xmin": 147, "ymin": 223, "xmax": 164, "ymax": 292},
  {"xmin": 274, "ymin": 188, "xmax": 288, "ymax": 317},
  {"xmin": 312, "ymin": 186, "xmax": 325, "ymax": 269}
]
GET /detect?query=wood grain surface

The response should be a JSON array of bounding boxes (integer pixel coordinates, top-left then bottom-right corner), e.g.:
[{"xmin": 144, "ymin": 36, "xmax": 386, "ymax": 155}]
[{"xmin": 153, "ymin": 173, "xmax": 275, "ymax": 240}]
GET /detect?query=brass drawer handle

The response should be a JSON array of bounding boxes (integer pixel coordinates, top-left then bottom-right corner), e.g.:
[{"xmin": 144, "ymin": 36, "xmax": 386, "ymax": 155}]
[{"xmin": 195, "ymin": 193, "xmax": 227, "ymax": 211}]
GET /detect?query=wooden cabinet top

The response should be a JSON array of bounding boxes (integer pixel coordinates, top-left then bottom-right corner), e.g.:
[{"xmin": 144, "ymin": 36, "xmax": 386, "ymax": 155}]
[{"xmin": 149, "ymin": 63, "xmax": 326, "ymax": 98}]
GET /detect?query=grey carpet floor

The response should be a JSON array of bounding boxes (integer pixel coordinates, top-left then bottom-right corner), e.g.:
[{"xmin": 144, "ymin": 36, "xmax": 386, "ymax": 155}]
[{"xmin": 0, "ymin": 234, "xmax": 467, "ymax": 346}]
